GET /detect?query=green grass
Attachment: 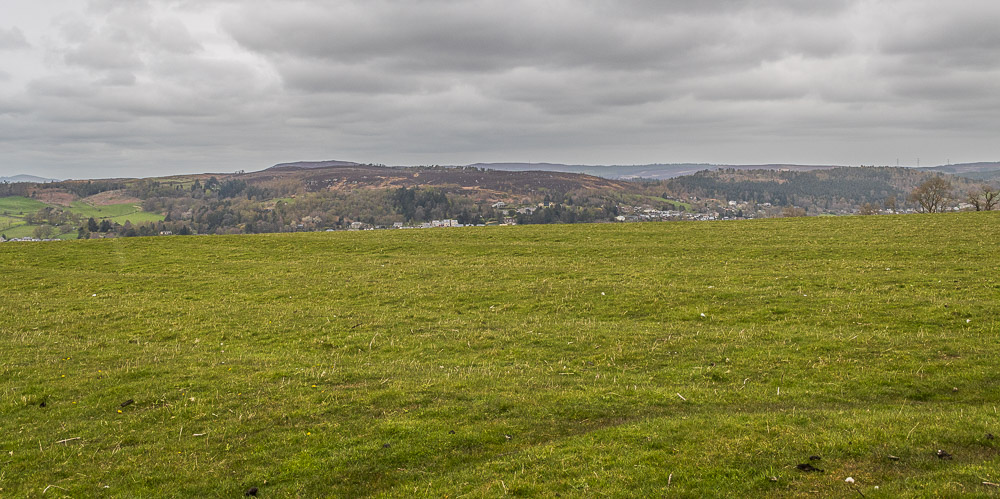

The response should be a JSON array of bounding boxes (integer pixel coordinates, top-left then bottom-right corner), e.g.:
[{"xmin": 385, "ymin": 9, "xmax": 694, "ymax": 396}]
[
  {"xmin": 0, "ymin": 197, "xmax": 164, "ymax": 238},
  {"xmin": 0, "ymin": 196, "xmax": 48, "ymax": 215},
  {"xmin": 2, "ymin": 213, "xmax": 1000, "ymax": 497},
  {"xmin": 69, "ymin": 201, "xmax": 137, "ymax": 218},
  {"xmin": 0, "ymin": 224, "xmax": 77, "ymax": 240},
  {"xmin": 0, "ymin": 216, "xmax": 23, "ymax": 231},
  {"xmin": 619, "ymin": 193, "xmax": 691, "ymax": 210},
  {"xmin": 69, "ymin": 201, "xmax": 164, "ymax": 224},
  {"xmin": 1, "ymin": 224, "xmax": 37, "ymax": 239}
]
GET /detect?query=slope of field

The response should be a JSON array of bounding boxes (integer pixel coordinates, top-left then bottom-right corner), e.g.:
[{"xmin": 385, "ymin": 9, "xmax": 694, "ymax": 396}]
[
  {"xmin": 0, "ymin": 196, "xmax": 164, "ymax": 239},
  {"xmin": 0, "ymin": 197, "xmax": 50, "ymax": 235},
  {"xmin": 68, "ymin": 201, "xmax": 164, "ymax": 224},
  {"xmin": 0, "ymin": 196, "xmax": 48, "ymax": 215},
  {"xmin": 2, "ymin": 213, "xmax": 1000, "ymax": 496}
]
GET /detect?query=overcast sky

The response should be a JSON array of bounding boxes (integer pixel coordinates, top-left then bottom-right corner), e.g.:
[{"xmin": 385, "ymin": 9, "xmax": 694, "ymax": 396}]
[{"xmin": 2, "ymin": 0, "xmax": 999, "ymax": 179}]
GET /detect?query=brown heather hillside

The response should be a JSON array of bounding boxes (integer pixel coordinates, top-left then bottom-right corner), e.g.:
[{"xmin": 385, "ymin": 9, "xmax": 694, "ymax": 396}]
[{"xmin": 246, "ymin": 164, "xmax": 634, "ymax": 200}]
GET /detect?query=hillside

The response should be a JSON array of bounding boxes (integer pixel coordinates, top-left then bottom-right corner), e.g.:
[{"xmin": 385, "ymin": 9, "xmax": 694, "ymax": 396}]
[
  {"xmin": 2, "ymin": 213, "xmax": 999, "ymax": 496},
  {"xmin": 467, "ymin": 162, "xmax": 838, "ymax": 179},
  {"xmin": 248, "ymin": 163, "xmax": 633, "ymax": 197},
  {"xmin": 664, "ymin": 166, "xmax": 987, "ymax": 214},
  {"xmin": 0, "ymin": 174, "xmax": 60, "ymax": 183},
  {"xmin": 925, "ymin": 162, "xmax": 1000, "ymax": 182},
  {"xmin": 1, "ymin": 165, "xmax": 663, "ymax": 239},
  {"xmin": 268, "ymin": 160, "xmax": 362, "ymax": 170},
  {"xmin": 2, "ymin": 162, "xmax": 998, "ymax": 241},
  {"xmin": 0, "ymin": 194, "xmax": 163, "ymax": 240}
]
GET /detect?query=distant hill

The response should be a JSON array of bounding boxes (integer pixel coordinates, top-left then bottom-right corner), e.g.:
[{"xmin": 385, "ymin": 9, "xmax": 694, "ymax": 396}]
[
  {"xmin": 663, "ymin": 166, "xmax": 982, "ymax": 213},
  {"xmin": 249, "ymin": 163, "xmax": 632, "ymax": 198},
  {"xmin": 267, "ymin": 160, "xmax": 362, "ymax": 170},
  {"xmin": 266, "ymin": 159, "xmax": 997, "ymax": 182},
  {"xmin": 1, "ymin": 174, "xmax": 60, "ymax": 183},
  {"xmin": 924, "ymin": 162, "xmax": 1000, "ymax": 182},
  {"xmin": 467, "ymin": 162, "xmax": 838, "ymax": 179},
  {"xmin": 924, "ymin": 162, "xmax": 1000, "ymax": 174},
  {"xmin": 466, "ymin": 162, "xmax": 709, "ymax": 179}
]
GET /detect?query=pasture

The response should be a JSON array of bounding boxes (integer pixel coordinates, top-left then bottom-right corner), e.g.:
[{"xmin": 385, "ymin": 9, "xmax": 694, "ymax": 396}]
[
  {"xmin": 1, "ymin": 213, "xmax": 999, "ymax": 497},
  {"xmin": 0, "ymin": 196, "xmax": 163, "ymax": 240}
]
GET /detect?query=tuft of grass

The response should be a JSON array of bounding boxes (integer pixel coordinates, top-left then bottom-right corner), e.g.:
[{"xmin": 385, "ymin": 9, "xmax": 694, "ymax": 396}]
[{"xmin": 1, "ymin": 212, "xmax": 999, "ymax": 496}]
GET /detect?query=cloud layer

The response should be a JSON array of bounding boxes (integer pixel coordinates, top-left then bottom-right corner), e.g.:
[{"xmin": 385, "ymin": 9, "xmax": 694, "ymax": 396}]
[{"xmin": 1, "ymin": 0, "xmax": 999, "ymax": 178}]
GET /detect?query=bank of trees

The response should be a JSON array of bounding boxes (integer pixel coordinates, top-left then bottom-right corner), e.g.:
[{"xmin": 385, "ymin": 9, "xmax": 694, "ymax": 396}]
[
  {"xmin": 906, "ymin": 177, "xmax": 999, "ymax": 213},
  {"xmin": 967, "ymin": 184, "xmax": 999, "ymax": 211},
  {"xmin": 907, "ymin": 177, "xmax": 953, "ymax": 213}
]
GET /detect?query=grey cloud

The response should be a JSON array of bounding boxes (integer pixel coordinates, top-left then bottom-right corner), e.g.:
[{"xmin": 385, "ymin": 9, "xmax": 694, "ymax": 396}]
[
  {"xmin": 64, "ymin": 35, "xmax": 144, "ymax": 70},
  {"xmin": 0, "ymin": 27, "xmax": 30, "ymax": 50},
  {"xmin": 60, "ymin": 5, "xmax": 202, "ymax": 70},
  {"xmin": 276, "ymin": 60, "xmax": 425, "ymax": 95},
  {"xmin": 481, "ymin": 68, "xmax": 675, "ymax": 115},
  {"xmin": 3, "ymin": 0, "xmax": 1000, "ymax": 178},
  {"xmin": 145, "ymin": 18, "xmax": 202, "ymax": 54},
  {"xmin": 223, "ymin": 1, "xmax": 721, "ymax": 72},
  {"xmin": 890, "ymin": 72, "xmax": 1000, "ymax": 102},
  {"xmin": 98, "ymin": 71, "xmax": 137, "ymax": 86},
  {"xmin": 599, "ymin": 0, "xmax": 855, "ymax": 17}
]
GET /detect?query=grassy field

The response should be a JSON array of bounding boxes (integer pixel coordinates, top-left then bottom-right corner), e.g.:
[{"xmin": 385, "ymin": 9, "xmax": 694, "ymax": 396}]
[
  {"xmin": 0, "ymin": 196, "xmax": 47, "ymax": 233},
  {"xmin": 0, "ymin": 196, "xmax": 49, "ymax": 215},
  {"xmin": 0, "ymin": 197, "xmax": 163, "ymax": 239},
  {"xmin": 69, "ymin": 201, "xmax": 165, "ymax": 225},
  {"xmin": 1, "ymin": 224, "xmax": 38, "ymax": 239},
  {"xmin": 0, "ymin": 217, "xmax": 24, "ymax": 232},
  {"xmin": 2, "ymin": 213, "xmax": 999, "ymax": 497}
]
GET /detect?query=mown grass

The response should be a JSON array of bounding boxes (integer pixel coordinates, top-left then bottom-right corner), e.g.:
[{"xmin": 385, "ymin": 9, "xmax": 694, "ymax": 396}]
[{"xmin": 1, "ymin": 213, "xmax": 999, "ymax": 497}]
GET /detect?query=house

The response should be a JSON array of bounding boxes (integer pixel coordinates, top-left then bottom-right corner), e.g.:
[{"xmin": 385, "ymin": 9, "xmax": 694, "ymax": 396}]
[{"xmin": 491, "ymin": 201, "xmax": 507, "ymax": 209}]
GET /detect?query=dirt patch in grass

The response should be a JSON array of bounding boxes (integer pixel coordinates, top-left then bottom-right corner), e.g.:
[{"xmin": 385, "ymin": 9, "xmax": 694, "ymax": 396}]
[
  {"xmin": 30, "ymin": 188, "xmax": 76, "ymax": 206},
  {"xmin": 84, "ymin": 189, "xmax": 141, "ymax": 206}
]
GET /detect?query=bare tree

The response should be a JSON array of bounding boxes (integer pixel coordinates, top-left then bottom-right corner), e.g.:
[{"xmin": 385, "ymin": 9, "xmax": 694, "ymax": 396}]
[
  {"xmin": 967, "ymin": 184, "xmax": 999, "ymax": 211},
  {"xmin": 908, "ymin": 177, "xmax": 952, "ymax": 213},
  {"xmin": 986, "ymin": 187, "xmax": 999, "ymax": 211},
  {"xmin": 859, "ymin": 202, "xmax": 880, "ymax": 215},
  {"xmin": 781, "ymin": 206, "xmax": 807, "ymax": 217},
  {"xmin": 883, "ymin": 195, "xmax": 897, "ymax": 212}
]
